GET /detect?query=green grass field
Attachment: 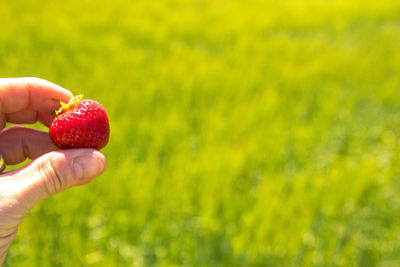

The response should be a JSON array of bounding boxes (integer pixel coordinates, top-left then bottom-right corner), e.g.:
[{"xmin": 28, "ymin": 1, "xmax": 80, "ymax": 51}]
[{"xmin": 1, "ymin": 0, "xmax": 400, "ymax": 266}]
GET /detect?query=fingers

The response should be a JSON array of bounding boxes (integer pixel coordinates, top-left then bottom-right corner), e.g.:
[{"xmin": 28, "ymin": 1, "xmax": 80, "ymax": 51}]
[
  {"xmin": 0, "ymin": 126, "xmax": 56, "ymax": 165},
  {"xmin": 0, "ymin": 77, "xmax": 73, "ymax": 128},
  {"xmin": 11, "ymin": 149, "xmax": 106, "ymax": 210}
]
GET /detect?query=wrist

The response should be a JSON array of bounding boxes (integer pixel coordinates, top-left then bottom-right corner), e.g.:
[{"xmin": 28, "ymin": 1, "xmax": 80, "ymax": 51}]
[{"xmin": 0, "ymin": 229, "xmax": 18, "ymax": 265}]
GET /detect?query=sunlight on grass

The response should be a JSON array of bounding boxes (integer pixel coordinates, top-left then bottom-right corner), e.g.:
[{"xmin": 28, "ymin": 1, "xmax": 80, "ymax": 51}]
[{"xmin": 1, "ymin": 0, "xmax": 400, "ymax": 266}]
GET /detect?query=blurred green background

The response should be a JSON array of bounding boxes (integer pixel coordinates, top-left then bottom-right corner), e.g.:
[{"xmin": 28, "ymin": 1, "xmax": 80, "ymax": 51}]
[{"xmin": 1, "ymin": 0, "xmax": 400, "ymax": 266}]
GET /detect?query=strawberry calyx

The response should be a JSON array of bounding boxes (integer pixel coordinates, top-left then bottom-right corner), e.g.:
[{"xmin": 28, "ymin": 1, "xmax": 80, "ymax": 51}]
[{"xmin": 55, "ymin": 94, "xmax": 83, "ymax": 115}]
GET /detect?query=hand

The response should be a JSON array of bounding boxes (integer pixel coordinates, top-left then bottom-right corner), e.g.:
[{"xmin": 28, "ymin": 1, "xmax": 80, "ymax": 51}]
[{"xmin": 0, "ymin": 78, "xmax": 107, "ymax": 264}]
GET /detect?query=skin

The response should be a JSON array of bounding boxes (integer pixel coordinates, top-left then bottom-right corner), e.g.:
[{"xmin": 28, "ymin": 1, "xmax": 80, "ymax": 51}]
[{"xmin": 0, "ymin": 78, "xmax": 107, "ymax": 265}]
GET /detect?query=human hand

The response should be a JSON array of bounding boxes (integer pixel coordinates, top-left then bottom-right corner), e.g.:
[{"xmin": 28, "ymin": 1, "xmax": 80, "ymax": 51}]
[{"xmin": 0, "ymin": 78, "xmax": 107, "ymax": 264}]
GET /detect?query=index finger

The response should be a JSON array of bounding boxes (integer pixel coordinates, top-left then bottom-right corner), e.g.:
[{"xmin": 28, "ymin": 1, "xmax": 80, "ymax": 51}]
[{"xmin": 0, "ymin": 77, "xmax": 73, "ymax": 128}]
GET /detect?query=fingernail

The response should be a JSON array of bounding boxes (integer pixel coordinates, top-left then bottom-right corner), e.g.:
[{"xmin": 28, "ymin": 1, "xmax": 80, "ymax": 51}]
[{"xmin": 73, "ymin": 151, "xmax": 106, "ymax": 179}]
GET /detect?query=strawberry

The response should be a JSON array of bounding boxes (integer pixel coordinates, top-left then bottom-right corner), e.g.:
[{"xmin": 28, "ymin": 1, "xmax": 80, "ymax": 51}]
[{"xmin": 49, "ymin": 95, "xmax": 110, "ymax": 150}]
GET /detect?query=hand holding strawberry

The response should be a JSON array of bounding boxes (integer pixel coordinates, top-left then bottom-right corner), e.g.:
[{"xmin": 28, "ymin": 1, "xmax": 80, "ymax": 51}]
[{"xmin": 0, "ymin": 78, "xmax": 107, "ymax": 265}]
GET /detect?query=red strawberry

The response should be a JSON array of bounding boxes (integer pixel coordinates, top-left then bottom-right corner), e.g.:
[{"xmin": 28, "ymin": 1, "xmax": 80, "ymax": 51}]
[{"xmin": 49, "ymin": 95, "xmax": 110, "ymax": 150}]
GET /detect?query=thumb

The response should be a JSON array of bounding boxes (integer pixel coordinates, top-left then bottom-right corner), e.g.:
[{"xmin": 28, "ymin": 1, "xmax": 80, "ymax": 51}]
[{"xmin": 12, "ymin": 149, "xmax": 107, "ymax": 210}]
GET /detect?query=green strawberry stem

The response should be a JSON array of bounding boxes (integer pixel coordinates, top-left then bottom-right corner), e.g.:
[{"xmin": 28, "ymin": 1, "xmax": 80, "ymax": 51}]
[{"xmin": 55, "ymin": 94, "xmax": 83, "ymax": 115}]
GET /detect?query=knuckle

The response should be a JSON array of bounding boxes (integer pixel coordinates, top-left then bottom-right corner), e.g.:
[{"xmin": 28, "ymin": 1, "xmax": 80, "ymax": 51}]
[
  {"xmin": 37, "ymin": 157, "xmax": 65, "ymax": 196},
  {"xmin": 24, "ymin": 77, "xmax": 46, "ymax": 92},
  {"xmin": 24, "ymin": 76, "xmax": 42, "ymax": 84}
]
